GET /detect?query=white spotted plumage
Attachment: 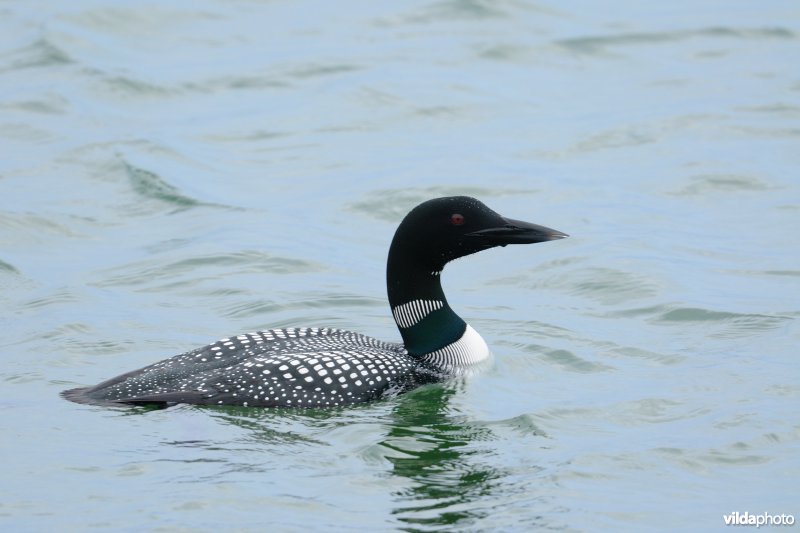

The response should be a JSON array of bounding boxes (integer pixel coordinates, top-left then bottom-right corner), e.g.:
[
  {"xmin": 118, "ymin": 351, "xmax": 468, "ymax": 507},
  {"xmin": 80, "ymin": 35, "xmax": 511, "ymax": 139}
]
[{"xmin": 69, "ymin": 328, "xmax": 422, "ymax": 408}]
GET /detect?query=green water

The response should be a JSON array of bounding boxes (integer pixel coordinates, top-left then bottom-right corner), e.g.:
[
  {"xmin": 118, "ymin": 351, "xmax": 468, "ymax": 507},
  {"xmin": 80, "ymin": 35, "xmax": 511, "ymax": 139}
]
[{"xmin": 1, "ymin": 1, "xmax": 798, "ymax": 531}]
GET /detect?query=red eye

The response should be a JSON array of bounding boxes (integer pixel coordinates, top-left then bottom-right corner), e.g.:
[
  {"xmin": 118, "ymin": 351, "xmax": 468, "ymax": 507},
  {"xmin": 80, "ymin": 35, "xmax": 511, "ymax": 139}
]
[{"xmin": 450, "ymin": 213, "xmax": 465, "ymax": 226}]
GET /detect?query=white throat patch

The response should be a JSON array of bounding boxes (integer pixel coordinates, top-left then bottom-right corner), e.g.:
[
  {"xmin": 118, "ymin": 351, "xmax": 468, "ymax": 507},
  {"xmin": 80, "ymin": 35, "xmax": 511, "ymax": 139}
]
[{"xmin": 421, "ymin": 324, "xmax": 490, "ymax": 373}]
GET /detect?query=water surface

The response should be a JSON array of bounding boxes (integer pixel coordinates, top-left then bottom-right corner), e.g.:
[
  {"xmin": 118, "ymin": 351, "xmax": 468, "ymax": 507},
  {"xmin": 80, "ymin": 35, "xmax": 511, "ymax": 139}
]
[{"xmin": 1, "ymin": 1, "xmax": 798, "ymax": 531}]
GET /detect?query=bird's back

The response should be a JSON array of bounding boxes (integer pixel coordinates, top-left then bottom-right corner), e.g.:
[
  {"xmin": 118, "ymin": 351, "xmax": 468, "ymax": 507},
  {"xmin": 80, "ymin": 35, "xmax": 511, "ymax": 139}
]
[{"xmin": 62, "ymin": 328, "xmax": 413, "ymax": 408}]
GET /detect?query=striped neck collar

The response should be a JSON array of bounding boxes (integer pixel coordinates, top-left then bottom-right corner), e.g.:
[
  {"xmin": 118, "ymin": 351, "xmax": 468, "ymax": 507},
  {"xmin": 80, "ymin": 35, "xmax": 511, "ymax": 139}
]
[{"xmin": 386, "ymin": 265, "xmax": 468, "ymax": 357}]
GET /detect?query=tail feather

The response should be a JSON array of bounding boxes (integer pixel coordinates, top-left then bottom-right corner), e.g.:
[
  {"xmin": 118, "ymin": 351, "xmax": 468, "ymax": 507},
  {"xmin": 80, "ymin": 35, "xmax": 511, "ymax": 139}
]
[
  {"xmin": 61, "ymin": 386, "xmax": 190, "ymax": 409},
  {"xmin": 60, "ymin": 387, "xmax": 96, "ymax": 405},
  {"xmin": 61, "ymin": 387, "xmax": 155, "ymax": 407}
]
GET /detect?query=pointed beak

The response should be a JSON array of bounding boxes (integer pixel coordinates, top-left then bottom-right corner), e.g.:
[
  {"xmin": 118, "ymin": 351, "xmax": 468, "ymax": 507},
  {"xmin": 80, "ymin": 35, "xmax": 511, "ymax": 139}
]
[{"xmin": 465, "ymin": 217, "xmax": 568, "ymax": 245}]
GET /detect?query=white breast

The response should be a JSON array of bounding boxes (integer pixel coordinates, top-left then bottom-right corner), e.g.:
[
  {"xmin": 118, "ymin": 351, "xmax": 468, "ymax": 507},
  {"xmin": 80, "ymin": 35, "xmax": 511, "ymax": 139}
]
[{"xmin": 421, "ymin": 324, "xmax": 491, "ymax": 374}]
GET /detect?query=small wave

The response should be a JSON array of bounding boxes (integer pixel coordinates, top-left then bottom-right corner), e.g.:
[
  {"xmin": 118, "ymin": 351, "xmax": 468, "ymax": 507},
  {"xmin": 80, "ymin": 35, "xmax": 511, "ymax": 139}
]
[
  {"xmin": 522, "ymin": 344, "xmax": 614, "ymax": 374},
  {"xmin": 290, "ymin": 63, "xmax": 361, "ymax": 80},
  {"xmin": 572, "ymin": 128, "xmax": 657, "ymax": 152},
  {"xmin": 556, "ymin": 26, "xmax": 795, "ymax": 56},
  {"xmin": 659, "ymin": 305, "xmax": 790, "ymax": 338},
  {"xmin": 210, "ymin": 75, "xmax": 289, "ymax": 91},
  {"xmin": 0, "ymin": 38, "xmax": 72, "ymax": 73},
  {"xmin": 221, "ymin": 293, "xmax": 381, "ymax": 320},
  {"xmin": 91, "ymin": 251, "xmax": 322, "ymax": 290},
  {"xmin": 20, "ymin": 287, "xmax": 79, "ymax": 311},
  {"xmin": 483, "ymin": 413, "xmax": 548, "ymax": 437},
  {"xmin": 540, "ymin": 114, "xmax": 722, "ymax": 158},
  {"xmin": 380, "ymin": 0, "xmax": 513, "ymax": 25},
  {"xmin": 735, "ymin": 269, "xmax": 800, "ymax": 278},
  {"xmin": 123, "ymin": 161, "xmax": 201, "ymax": 208},
  {"xmin": 0, "ymin": 94, "xmax": 69, "ymax": 115},
  {"xmin": 603, "ymin": 304, "xmax": 792, "ymax": 339},
  {"xmin": 602, "ymin": 344, "xmax": 686, "ymax": 366},
  {"xmin": 101, "ymin": 76, "xmax": 176, "ymax": 97},
  {"xmin": 42, "ymin": 323, "xmax": 140, "ymax": 360},
  {"xmin": 0, "ymin": 258, "xmax": 21, "ymax": 275},
  {"xmin": 738, "ymin": 103, "xmax": 800, "ymax": 117},
  {"xmin": 116, "ymin": 157, "xmax": 244, "ymax": 213},
  {"xmin": 671, "ymin": 174, "xmax": 774, "ymax": 196},
  {"xmin": 655, "ymin": 432, "xmax": 780, "ymax": 470},
  {"xmin": 515, "ymin": 265, "xmax": 659, "ymax": 306},
  {"xmin": 610, "ymin": 398, "xmax": 712, "ymax": 425}
]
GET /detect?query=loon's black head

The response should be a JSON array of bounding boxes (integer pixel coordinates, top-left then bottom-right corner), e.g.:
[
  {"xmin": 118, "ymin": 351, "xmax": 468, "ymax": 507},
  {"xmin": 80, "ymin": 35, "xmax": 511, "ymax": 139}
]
[{"xmin": 389, "ymin": 196, "xmax": 567, "ymax": 272}]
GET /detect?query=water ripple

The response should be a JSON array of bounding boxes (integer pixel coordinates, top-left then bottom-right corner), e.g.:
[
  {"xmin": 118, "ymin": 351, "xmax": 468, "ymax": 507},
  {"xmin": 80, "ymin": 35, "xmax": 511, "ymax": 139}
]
[
  {"xmin": 123, "ymin": 161, "xmax": 202, "ymax": 209},
  {"xmin": 0, "ymin": 38, "xmax": 72, "ymax": 73},
  {"xmin": 656, "ymin": 307, "xmax": 790, "ymax": 337},
  {"xmin": 20, "ymin": 287, "xmax": 79, "ymax": 311},
  {"xmin": 670, "ymin": 174, "xmax": 775, "ymax": 196},
  {"xmin": 607, "ymin": 304, "xmax": 792, "ymax": 339},
  {"xmin": 100, "ymin": 76, "xmax": 176, "ymax": 98},
  {"xmin": 220, "ymin": 293, "xmax": 381, "ymax": 320},
  {"xmin": 497, "ymin": 265, "xmax": 660, "ymax": 306},
  {"xmin": 482, "ymin": 413, "xmax": 548, "ymax": 438},
  {"xmin": 600, "ymin": 343, "xmax": 686, "ymax": 366},
  {"xmin": 556, "ymin": 26, "xmax": 795, "ymax": 56},
  {"xmin": 521, "ymin": 344, "xmax": 615, "ymax": 374},
  {"xmin": 0, "ymin": 258, "xmax": 21, "ymax": 275},
  {"xmin": 609, "ymin": 398, "xmax": 712, "ymax": 425},
  {"xmin": 91, "ymin": 251, "xmax": 322, "ymax": 291}
]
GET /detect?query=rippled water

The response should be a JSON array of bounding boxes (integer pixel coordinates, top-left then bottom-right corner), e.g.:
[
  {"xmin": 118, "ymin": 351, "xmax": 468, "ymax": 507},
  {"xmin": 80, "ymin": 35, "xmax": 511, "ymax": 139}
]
[{"xmin": 2, "ymin": 1, "xmax": 798, "ymax": 531}]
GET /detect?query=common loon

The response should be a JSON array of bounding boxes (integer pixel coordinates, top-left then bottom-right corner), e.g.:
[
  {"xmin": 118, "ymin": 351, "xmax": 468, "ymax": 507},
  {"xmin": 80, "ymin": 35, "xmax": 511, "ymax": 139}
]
[{"xmin": 62, "ymin": 196, "xmax": 566, "ymax": 408}]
